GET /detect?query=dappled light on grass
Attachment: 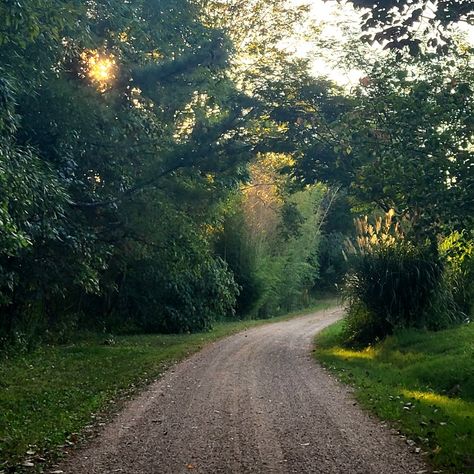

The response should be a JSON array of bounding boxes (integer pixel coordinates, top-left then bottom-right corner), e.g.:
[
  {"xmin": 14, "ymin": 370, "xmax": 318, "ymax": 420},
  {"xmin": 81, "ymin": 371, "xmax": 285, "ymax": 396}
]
[
  {"xmin": 327, "ymin": 347, "xmax": 377, "ymax": 360},
  {"xmin": 403, "ymin": 389, "xmax": 474, "ymax": 418}
]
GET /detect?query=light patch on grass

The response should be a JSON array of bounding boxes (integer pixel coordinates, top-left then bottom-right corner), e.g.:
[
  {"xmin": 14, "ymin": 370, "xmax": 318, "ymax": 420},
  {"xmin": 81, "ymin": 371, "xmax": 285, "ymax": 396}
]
[
  {"xmin": 403, "ymin": 389, "xmax": 474, "ymax": 418},
  {"xmin": 328, "ymin": 347, "xmax": 377, "ymax": 360}
]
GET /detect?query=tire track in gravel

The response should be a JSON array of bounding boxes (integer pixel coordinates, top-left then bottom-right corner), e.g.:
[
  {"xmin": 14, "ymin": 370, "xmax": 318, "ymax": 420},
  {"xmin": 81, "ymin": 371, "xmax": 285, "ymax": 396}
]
[{"xmin": 59, "ymin": 307, "xmax": 427, "ymax": 474}]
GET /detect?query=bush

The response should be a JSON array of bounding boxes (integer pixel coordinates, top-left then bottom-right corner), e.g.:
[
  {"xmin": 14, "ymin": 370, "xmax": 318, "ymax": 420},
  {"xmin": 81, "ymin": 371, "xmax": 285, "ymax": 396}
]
[
  {"xmin": 113, "ymin": 254, "xmax": 239, "ymax": 334},
  {"xmin": 343, "ymin": 211, "xmax": 462, "ymax": 345},
  {"xmin": 346, "ymin": 242, "xmax": 445, "ymax": 328},
  {"xmin": 343, "ymin": 301, "xmax": 391, "ymax": 346},
  {"xmin": 439, "ymin": 231, "xmax": 474, "ymax": 318}
]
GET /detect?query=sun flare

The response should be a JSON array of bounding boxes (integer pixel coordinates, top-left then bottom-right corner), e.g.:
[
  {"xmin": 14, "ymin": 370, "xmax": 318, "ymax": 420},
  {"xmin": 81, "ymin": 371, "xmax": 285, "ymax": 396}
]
[{"xmin": 81, "ymin": 50, "xmax": 117, "ymax": 91}]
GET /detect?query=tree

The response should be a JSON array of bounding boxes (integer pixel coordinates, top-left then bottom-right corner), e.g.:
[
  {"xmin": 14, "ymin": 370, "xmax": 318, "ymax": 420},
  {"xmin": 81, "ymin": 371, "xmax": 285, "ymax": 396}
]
[
  {"xmin": 217, "ymin": 153, "xmax": 326, "ymax": 317},
  {"xmin": 292, "ymin": 44, "xmax": 473, "ymax": 242},
  {"xmin": 0, "ymin": 0, "xmax": 250, "ymax": 339},
  {"xmin": 0, "ymin": 0, "xmax": 324, "ymax": 343},
  {"xmin": 348, "ymin": 0, "xmax": 474, "ymax": 54}
]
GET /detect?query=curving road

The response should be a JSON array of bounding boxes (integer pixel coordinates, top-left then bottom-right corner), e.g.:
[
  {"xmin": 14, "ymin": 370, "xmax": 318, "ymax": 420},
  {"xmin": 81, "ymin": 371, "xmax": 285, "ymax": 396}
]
[{"xmin": 59, "ymin": 307, "xmax": 427, "ymax": 473}]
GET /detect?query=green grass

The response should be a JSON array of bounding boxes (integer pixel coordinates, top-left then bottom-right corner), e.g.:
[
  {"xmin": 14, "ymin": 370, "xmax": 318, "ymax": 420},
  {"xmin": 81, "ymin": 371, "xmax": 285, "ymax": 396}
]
[
  {"xmin": 0, "ymin": 300, "xmax": 334, "ymax": 471},
  {"xmin": 315, "ymin": 321, "xmax": 474, "ymax": 473}
]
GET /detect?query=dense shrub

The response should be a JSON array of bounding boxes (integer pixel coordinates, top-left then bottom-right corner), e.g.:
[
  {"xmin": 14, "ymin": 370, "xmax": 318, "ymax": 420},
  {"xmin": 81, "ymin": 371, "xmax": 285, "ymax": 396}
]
[
  {"xmin": 346, "ymin": 243, "xmax": 444, "ymax": 327},
  {"xmin": 343, "ymin": 212, "xmax": 463, "ymax": 345},
  {"xmin": 215, "ymin": 210, "xmax": 266, "ymax": 317},
  {"xmin": 113, "ymin": 253, "xmax": 239, "ymax": 334},
  {"xmin": 342, "ymin": 301, "xmax": 392, "ymax": 347},
  {"xmin": 440, "ymin": 231, "xmax": 474, "ymax": 318},
  {"xmin": 343, "ymin": 242, "xmax": 464, "ymax": 341}
]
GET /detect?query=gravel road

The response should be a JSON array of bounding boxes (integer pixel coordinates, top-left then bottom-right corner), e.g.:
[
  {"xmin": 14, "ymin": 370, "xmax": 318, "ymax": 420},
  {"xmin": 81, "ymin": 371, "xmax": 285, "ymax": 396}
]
[{"xmin": 59, "ymin": 307, "xmax": 427, "ymax": 473}]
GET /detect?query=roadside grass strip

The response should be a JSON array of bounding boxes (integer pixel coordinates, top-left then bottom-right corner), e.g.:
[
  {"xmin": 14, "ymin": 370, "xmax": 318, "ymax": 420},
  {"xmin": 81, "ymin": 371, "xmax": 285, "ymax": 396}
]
[
  {"xmin": 0, "ymin": 300, "xmax": 334, "ymax": 471},
  {"xmin": 315, "ymin": 321, "xmax": 474, "ymax": 473}
]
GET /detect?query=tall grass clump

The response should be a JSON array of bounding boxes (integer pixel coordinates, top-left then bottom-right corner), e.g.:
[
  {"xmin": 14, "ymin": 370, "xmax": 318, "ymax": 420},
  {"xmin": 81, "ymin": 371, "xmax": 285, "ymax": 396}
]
[{"xmin": 343, "ymin": 211, "xmax": 461, "ymax": 346}]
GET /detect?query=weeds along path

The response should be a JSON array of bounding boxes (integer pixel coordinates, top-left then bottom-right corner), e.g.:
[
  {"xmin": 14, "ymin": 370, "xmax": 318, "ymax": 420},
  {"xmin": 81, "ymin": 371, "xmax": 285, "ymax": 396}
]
[{"xmin": 59, "ymin": 308, "xmax": 426, "ymax": 474}]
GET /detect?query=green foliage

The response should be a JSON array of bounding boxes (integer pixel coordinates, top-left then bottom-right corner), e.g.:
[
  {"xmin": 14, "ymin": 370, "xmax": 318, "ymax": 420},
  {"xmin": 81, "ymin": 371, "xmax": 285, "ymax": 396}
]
[
  {"xmin": 289, "ymin": 28, "xmax": 473, "ymax": 338},
  {"xmin": 343, "ymin": 212, "xmax": 463, "ymax": 345},
  {"xmin": 2, "ymin": 0, "xmax": 469, "ymax": 355},
  {"xmin": 292, "ymin": 48, "xmax": 474, "ymax": 243},
  {"xmin": 342, "ymin": 301, "xmax": 392, "ymax": 347},
  {"xmin": 346, "ymin": 243, "xmax": 446, "ymax": 328},
  {"xmin": 274, "ymin": 186, "xmax": 324, "ymax": 311},
  {"xmin": 315, "ymin": 193, "xmax": 353, "ymax": 291},
  {"xmin": 0, "ymin": 0, "xmax": 319, "ymax": 345},
  {"xmin": 316, "ymin": 321, "xmax": 474, "ymax": 472},
  {"xmin": 317, "ymin": 232, "xmax": 349, "ymax": 290},
  {"xmin": 218, "ymin": 181, "xmax": 325, "ymax": 318},
  {"xmin": 343, "ymin": 53, "xmax": 474, "ymax": 238},
  {"xmin": 116, "ymin": 253, "xmax": 238, "ymax": 333},
  {"xmin": 348, "ymin": 0, "xmax": 473, "ymax": 55},
  {"xmin": 440, "ymin": 231, "xmax": 474, "ymax": 317},
  {"xmin": 215, "ymin": 206, "xmax": 265, "ymax": 316}
]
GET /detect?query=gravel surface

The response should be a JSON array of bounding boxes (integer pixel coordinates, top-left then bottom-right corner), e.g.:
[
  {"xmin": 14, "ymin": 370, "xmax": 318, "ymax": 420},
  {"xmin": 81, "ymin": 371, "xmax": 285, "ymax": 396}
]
[{"xmin": 59, "ymin": 307, "xmax": 428, "ymax": 473}]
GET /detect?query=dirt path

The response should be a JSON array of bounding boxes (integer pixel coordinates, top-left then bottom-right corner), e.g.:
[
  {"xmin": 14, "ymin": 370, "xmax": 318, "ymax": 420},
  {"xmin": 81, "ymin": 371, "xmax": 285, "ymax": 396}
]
[{"xmin": 59, "ymin": 308, "xmax": 427, "ymax": 473}]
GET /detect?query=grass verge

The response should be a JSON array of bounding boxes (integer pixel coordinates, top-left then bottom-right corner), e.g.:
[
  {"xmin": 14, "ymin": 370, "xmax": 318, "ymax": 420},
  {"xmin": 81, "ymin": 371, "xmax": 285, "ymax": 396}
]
[
  {"xmin": 314, "ymin": 320, "xmax": 474, "ymax": 473},
  {"xmin": 0, "ymin": 299, "xmax": 334, "ymax": 471}
]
